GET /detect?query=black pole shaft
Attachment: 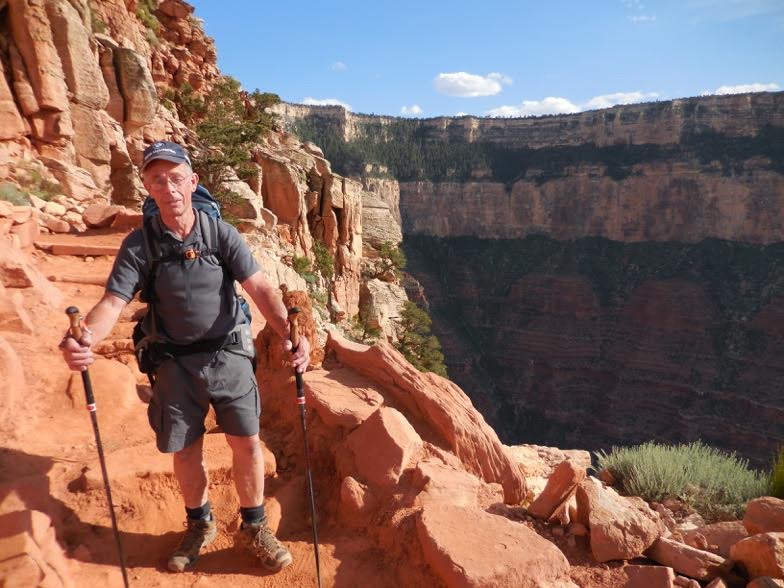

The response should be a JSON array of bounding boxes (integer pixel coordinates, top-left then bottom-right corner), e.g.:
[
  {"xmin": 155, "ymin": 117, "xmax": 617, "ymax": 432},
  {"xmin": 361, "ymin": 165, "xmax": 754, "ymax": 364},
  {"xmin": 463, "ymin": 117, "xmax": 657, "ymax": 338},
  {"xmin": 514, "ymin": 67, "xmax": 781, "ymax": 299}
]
[
  {"xmin": 295, "ymin": 370, "xmax": 322, "ymax": 588},
  {"xmin": 82, "ymin": 370, "xmax": 130, "ymax": 588},
  {"xmin": 66, "ymin": 307, "xmax": 129, "ymax": 588}
]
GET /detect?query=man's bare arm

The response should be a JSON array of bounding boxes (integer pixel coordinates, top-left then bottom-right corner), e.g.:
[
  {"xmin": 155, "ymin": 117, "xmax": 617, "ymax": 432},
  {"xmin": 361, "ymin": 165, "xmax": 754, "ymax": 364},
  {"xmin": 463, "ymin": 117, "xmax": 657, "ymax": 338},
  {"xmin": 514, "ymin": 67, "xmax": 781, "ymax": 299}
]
[{"xmin": 60, "ymin": 292, "xmax": 127, "ymax": 371}]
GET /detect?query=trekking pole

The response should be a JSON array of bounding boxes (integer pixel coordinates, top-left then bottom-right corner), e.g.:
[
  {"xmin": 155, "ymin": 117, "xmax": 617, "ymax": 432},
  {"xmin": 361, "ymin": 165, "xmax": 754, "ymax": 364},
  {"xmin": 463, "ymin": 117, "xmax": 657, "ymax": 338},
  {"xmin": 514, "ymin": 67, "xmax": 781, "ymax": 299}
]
[
  {"xmin": 66, "ymin": 307, "xmax": 130, "ymax": 588},
  {"xmin": 288, "ymin": 307, "xmax": 322, "ymax": 588}
]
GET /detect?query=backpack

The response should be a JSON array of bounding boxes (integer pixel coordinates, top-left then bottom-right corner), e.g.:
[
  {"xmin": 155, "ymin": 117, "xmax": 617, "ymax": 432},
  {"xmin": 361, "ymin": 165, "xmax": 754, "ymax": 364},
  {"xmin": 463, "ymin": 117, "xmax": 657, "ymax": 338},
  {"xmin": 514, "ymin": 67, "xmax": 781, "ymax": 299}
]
[{"xmin": 133, "ymin": 184, "xmax": 254, "ymax": 383}]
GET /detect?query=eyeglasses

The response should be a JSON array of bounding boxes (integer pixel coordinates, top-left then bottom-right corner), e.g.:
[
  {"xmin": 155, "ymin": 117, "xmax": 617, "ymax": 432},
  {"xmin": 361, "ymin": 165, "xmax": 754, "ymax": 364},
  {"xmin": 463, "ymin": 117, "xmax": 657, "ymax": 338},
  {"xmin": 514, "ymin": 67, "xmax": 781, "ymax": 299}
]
[{"xmin": 148, "ymin": 174, "xmax": 193, "ymax": 189}]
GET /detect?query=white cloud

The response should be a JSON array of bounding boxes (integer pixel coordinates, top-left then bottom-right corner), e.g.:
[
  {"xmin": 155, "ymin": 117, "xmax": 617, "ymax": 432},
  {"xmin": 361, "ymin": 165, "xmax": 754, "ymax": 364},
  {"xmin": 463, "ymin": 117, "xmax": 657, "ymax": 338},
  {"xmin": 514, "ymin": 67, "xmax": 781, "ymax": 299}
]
[
  {"xmin": 583, "ymin": 91, "xmax": 660, "ymax": 109},
  {"xmin": 331, "ymin": 61, "xmax": 347, "ymax": 72},
  {"xmin": 433, "ymin": 72, "xmax": 512, "ymax": 97},
  {"xmin": 487, "ymin": 90, "xmax": 664, "ymax": 117},
  {"xmin": 703, "ymin": 82, "xmax": 781, "ymax": 95},
  {"xmin": 628, "ymin": 14, "xmax": 656, "ymax": 22},
  {"xmin": 401, "ymin": 105, "xmax": 423, "ymax": 116},
  {"xmin": 487, "ymin": 97, "xmax": 580, "ymax": 117},
  {"xmin": 302, "ymin": 97, "xmax": 352, "ymax": 110}
]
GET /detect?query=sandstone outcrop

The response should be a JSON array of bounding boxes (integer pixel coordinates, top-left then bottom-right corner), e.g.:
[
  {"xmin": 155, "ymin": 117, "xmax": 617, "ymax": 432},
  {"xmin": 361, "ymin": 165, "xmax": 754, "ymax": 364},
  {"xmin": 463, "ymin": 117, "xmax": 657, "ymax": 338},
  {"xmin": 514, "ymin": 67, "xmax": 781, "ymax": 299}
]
[
  {"xmin": 575, "ymin": 477, "xmax": 665, "ymax": 562},
  {"xmin": 326, "ymin": 330, "xmax": 527, "ymax": 504}
]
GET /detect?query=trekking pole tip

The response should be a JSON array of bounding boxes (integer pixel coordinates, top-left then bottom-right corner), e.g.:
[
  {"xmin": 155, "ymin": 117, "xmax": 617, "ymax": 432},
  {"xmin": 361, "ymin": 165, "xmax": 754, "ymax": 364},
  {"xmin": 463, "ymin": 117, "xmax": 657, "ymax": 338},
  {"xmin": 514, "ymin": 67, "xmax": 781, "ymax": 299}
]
[{"xmin": 66, "ymin": 306, "xmax": 80, "ymax": 316}]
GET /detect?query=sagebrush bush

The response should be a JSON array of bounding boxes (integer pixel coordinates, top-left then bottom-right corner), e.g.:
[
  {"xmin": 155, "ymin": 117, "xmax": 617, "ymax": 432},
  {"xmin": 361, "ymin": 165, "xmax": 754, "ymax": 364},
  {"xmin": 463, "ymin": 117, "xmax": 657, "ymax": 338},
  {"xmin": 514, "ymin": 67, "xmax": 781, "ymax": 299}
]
[
  {"xmin": 0, "ymin": 182, "xmax": 27, "ymax": 205},
  {"xmin": 769, "ymin": 447, "xmax": 784, "ymax": 499},
  {"xmin": 595, "ymin": 441, "xmax": 768, "ymax": 521}
]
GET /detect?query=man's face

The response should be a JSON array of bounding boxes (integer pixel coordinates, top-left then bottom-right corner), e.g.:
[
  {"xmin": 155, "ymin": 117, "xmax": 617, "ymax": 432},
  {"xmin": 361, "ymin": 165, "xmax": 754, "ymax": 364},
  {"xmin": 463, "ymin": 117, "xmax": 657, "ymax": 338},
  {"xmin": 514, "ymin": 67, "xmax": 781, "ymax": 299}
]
[{"xmin": 142, "ymin": 160, "xmax": 198, "ymax": 217}]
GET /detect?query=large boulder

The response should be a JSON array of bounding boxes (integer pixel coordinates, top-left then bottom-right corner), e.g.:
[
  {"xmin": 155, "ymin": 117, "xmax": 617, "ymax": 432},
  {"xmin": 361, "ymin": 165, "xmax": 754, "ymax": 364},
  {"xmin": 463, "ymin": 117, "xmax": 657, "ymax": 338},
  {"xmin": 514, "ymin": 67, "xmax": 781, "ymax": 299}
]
[
  {"xmin": 416, "ymin": 504, "xmax": 577, "ymax": 588},
  {"xmin": 528, "ymin": 459, "xmax": 586, "ymax": 521},
  {"xmin": 413, "ymin": 459, "xmax": 487, "ymax": 509},
  {"xmin": 345, "ymin": 406, "xmax": 423, "ymax": 490},
  {"xmin": 304, "ymin": 367, "xmax": 385, "ymax": 431},
  {"xmin": 575, "ymin": 477, "xmax": 665, "ymax": 562},
  {"xmin": 327, "ymin": 331, "xmax": 527, "ymax": 504},
  {"xmin": 730, "ymin": 532, "xmax": 784, "ymax": 580},
  {"xmin": 745, "ymin": 498, "xmax": 784, "ymax": 535}
]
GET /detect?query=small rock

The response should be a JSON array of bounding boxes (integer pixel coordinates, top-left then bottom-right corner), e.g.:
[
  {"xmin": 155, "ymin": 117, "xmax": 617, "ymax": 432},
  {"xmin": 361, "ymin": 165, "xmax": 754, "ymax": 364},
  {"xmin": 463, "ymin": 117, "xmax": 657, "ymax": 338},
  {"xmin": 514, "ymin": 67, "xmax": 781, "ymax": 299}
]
[
  {"xmin": 674, "ymin": 575, "xmax": 700, "ymax": 588},
  {"xmin": 624, "ymin": 564, "xmax": 675, "ymax": 588},
  {"xmin": 43, "ymin": 201, "xmax": 67, "ymax": 216}
]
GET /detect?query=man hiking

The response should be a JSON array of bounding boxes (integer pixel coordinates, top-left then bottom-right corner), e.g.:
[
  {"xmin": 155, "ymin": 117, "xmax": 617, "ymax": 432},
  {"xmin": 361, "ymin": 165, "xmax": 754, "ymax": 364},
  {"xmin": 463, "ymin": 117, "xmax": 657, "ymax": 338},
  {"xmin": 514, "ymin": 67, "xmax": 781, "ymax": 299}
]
[{"xmin": 60, "ymin": 140, "xmax": 310, "ymax": 573}]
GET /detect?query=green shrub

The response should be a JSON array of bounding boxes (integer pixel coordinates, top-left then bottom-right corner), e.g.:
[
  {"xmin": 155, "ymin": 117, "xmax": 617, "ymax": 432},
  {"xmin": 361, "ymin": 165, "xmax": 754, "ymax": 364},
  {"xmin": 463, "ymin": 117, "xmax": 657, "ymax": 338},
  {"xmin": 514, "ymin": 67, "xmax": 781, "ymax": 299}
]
[
  {"xmin": 376, "ymin": 241, "xmax": 407, "ymax": 277},
  {"xmin": 163, "ymin": 77, "xmax": 279, "ymax": 208},
  {"xmin": 395, "ymin": 301, "xmax": 448, "ymax": 377},
  {"xmin": 292, "ymin": 256, "xmax": 311, "ymax": 275},
  {"xmin": 292, "ymin": 255, "xmax": 318, "ymax": 284},
  {"xmin": 0, "ymin": 182, "xmax": 27, "ymax": 205},
  {"xmin": 136, "ymin": 0, "xmax": 159, "ymax": 34},
  {"xmin": 25, "ymin": 168, "xmax": 59, "ymax": 201},
  {"xmin": 349, "ymin": 313, "xmax": 382, "ymax": 344},
  {"xmin": 596, "ymin": 441, "xmax": 768, "ymax": 521},
  {"xmin": 769, "ymin": 447, "xmax": 784, "ymax": 498},
  {"xmin": 313, "ymin": 240, "xmax": 334, "ymax": 280}
]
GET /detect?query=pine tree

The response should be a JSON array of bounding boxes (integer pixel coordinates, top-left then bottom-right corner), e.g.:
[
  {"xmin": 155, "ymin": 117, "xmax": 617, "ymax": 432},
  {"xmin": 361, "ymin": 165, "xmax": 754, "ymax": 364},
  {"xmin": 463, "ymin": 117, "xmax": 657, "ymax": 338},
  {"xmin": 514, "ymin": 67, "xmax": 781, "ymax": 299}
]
[{"xmin": 395, "ymin": 302, "xmax": 447, "ymax": 377}]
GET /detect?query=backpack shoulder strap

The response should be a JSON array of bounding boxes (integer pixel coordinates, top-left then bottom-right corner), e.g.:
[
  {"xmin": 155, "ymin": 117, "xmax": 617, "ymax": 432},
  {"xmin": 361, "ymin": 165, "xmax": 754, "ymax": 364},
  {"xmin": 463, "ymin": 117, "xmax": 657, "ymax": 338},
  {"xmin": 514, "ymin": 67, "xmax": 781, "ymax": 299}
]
[
  {"xmin": 139, "ymin": 216, "xmax": 164, "ymax": 337},
  {"xmin": 198, "ymin": 209, "xmax": 220, "ymax": 256}
]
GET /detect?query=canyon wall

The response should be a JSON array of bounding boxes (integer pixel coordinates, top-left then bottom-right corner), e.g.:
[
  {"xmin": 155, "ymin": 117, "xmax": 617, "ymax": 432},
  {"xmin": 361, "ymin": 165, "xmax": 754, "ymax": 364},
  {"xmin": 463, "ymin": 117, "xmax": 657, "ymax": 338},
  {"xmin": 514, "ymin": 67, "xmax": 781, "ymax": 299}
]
[
  {"xmin": 405, "ymin": 235, "xmax": 784, "ymax": 468},
  {"xmin": 279, "ymin": 94, "xmax": 784, "ymax": 467},
  {"xmin": 274, "ymin": 92, "xmax": 784, "ymax": 147}
]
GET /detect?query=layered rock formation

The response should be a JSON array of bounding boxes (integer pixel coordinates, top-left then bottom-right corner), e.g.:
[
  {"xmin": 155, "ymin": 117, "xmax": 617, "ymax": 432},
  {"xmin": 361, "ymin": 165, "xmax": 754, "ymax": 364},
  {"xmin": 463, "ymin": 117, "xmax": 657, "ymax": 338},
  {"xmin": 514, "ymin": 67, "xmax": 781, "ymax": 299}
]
[
  {"xmin": 405, "ymin": 235, "xmax": 784, "ymax": 467},
  {"xmin": 274, "ymin": 92, "xmax": 784, "ymax": 147},
  {"xmin": 277, "ymin": 94, "xmax": 784, "ymax": 467}
]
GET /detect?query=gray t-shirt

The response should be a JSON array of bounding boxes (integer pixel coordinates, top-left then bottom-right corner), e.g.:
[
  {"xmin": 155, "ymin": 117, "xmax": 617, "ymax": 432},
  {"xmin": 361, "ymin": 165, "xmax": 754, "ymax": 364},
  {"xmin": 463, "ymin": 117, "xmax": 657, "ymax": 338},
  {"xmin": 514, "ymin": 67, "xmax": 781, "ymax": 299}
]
[{"xmin": 107, "ymin": 212, "xmax": 259, "ymax": 344}]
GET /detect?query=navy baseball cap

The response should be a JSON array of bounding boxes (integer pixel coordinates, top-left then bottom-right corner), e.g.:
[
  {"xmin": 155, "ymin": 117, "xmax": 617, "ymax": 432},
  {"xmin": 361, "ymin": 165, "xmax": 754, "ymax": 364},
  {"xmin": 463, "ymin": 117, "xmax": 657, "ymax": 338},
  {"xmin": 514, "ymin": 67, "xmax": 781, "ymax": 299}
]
[{"xmin": 141, "ymin": 141, "xmax": 192, "ymax": 172}]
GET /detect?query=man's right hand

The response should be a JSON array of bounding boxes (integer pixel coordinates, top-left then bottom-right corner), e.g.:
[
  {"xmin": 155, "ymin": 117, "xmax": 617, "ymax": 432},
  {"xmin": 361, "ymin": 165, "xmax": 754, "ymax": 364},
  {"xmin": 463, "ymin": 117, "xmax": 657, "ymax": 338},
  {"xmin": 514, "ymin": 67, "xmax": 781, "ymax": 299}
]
[{"xmin": 60, "ymin": 331, "xmax": 94, "ymax": 372}]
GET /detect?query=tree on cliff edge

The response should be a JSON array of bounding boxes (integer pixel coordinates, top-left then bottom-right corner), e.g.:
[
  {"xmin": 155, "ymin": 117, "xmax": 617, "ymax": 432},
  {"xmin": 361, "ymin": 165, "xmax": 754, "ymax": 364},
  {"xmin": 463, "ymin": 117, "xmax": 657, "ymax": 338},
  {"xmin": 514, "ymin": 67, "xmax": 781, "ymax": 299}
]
[{"xmin": 395, "ymin": 302, "xmax": 448, "ymax": 377}]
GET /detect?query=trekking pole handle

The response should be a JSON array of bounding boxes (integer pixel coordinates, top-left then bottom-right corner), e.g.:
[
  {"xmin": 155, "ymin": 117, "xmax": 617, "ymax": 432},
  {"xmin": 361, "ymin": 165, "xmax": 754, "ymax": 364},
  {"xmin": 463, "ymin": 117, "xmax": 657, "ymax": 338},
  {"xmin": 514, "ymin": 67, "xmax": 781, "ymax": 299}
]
[
  {"xmin": 66, "ymin": 306, "xmax": 84, "ymax": 342},
  {"xmin": 288, "ymin": 307, "xmax": 301, "ymax": 351}
]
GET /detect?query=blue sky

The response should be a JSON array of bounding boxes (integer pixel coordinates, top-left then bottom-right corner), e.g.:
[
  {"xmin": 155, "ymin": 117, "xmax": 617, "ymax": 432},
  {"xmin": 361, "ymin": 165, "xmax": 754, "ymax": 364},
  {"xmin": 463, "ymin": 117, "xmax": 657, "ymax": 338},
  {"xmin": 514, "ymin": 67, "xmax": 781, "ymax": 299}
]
[{"xmin": 188, "ymin": 0, "xmax": 783, "ymax": 118}]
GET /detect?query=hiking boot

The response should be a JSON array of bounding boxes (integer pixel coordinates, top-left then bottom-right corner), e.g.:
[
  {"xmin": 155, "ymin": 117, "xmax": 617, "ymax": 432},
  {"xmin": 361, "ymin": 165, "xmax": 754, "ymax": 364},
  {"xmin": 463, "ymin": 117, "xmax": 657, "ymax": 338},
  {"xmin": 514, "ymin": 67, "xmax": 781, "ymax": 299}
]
[
  {"xmin": 167, "ymin": 517, "xmax": 218, "ymax": 572},
  {"xmin": 236, "ymin": 521, "xmax": 293, "ymax": 571}
]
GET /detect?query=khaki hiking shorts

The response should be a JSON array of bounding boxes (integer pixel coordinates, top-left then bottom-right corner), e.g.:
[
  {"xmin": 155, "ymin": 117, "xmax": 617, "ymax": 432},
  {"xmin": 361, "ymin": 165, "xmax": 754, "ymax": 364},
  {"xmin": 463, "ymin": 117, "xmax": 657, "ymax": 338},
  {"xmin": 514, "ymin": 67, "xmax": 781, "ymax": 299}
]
[{"xmin": 148, "ymin": 349, "xmax": 259, "ymax": 453}]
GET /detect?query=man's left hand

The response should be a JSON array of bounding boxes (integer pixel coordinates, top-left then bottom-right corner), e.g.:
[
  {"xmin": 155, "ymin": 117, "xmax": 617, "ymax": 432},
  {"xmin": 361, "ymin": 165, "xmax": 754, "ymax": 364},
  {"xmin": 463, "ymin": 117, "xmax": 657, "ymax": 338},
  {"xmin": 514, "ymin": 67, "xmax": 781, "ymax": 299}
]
[{"xmin": 283, "ymin": 335, "xmax": 310, "ymax": 373}]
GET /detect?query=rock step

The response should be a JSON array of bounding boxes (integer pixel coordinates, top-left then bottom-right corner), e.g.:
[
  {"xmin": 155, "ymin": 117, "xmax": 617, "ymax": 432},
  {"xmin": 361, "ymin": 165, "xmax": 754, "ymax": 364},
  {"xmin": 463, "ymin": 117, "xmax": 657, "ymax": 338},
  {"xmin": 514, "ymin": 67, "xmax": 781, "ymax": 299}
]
[{"xmin": 34, "ymin": 233, "xmax": 124, "ymax": 257}]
